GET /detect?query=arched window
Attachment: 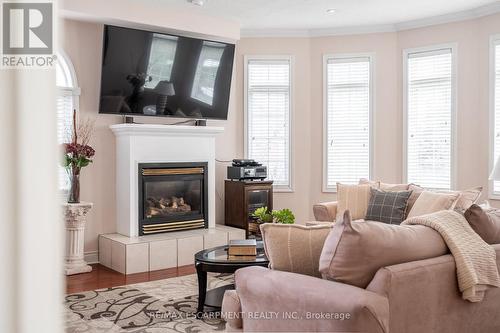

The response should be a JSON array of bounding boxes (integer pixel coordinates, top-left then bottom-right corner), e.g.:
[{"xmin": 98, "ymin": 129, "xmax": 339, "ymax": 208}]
[{"xmin": 56, "ymin": 51, "xmax": 80, "ymax": 190}]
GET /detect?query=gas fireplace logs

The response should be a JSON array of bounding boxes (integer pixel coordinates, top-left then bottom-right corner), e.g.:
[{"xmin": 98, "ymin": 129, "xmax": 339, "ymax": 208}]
[{"xmin": 146, "ymin": 196, "xmax": 192, "ymax": 218}]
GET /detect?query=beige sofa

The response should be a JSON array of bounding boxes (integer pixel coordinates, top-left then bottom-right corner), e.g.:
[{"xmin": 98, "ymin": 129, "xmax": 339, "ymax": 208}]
[{"xmin": 222, "ymin": 243, "xmax": 500, "ymax": 332}]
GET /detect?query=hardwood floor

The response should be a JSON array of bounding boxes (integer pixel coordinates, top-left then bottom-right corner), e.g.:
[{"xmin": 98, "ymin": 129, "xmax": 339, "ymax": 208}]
[{"xmin": 66, "ymin": 264, "xmax": 196, "ymax": 294}]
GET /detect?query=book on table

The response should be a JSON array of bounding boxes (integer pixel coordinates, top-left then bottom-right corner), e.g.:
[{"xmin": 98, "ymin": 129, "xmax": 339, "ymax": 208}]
[{"xmin": 228, "ymin": 239, "xmax": 257, "ymax": 256}]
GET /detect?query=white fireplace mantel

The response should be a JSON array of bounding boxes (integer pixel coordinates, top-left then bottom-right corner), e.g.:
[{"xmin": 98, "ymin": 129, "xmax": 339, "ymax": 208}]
[{"xmin": 110, "ymin": 123, "xmax": 224, "ymax": 237}]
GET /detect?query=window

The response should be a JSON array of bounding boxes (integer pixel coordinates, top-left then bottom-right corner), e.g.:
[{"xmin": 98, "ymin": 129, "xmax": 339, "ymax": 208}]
[
  {"xmin": 144, "ymin": 34, "xmax": 178, "ymax": 89},
  {"xmin": 191, "ymin": 41, "xmax": 225, "ymax": 105},
  {"xmin": 245, "ymin": 56, "xmax": 292, "ymax": 190},
  {"xmin": 491, "ymin": 37, "xmax": 500, "ymax": 197},
  {"xmin": 404, "ymin": 45, "xmax": 455, "ymax": 190},
  {"xmin": 56, "ymin": 51, "xmax": 80, "ymax": 191},
  {"xmin": 323, "ymin": 55, "xmax": 372, "ymax": 191}
]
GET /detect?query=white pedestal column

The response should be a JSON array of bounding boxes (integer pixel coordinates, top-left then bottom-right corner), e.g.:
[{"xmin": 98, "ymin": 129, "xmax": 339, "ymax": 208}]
[{"xmin": 63, "ymin": 202, "xmax": 93, "ymax": 275}]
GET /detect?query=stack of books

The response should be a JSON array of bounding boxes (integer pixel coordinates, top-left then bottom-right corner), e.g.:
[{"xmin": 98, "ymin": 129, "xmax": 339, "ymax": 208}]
[{"xmin": 228, "ymin": 239, "xmax": 257, "ymax": 259}]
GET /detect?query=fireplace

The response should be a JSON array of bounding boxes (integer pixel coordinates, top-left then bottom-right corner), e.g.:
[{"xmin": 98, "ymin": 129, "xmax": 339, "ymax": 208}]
[{"xmin": 138, "ymin": 162, "xmax": 208, "ymax": 235}]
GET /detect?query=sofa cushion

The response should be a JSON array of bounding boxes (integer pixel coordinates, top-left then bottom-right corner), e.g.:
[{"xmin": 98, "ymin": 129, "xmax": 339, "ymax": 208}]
[
  {"xmin": 406, "ymin": 184, "xmax": 424, "ymax": 212},
  {"xmin": 337, "ymin": 183, "xmax": 372, "ymax": 220},
  {"xmin": 379, "ymin": 182, "xmax": 410, "ymax": 191},
  {"xmin": 407, "ymin": 190, "xmax": 460, "ymax": 219},
  {"xmin": 464, "ymin": 204, "xmax": 500, "ymax": 244},
  {"xmin": 439, "ymin": 187, "xmax": 482, "ymax": 210},
  {"xmin": 365, "ymin": 188, "xmax": 412, "ymax": 224},
  {"xmin": 260, "ymin": 223, "xmax": 332, "ymax": 278},
  {"xmin": 319, "ymin": 210, "xmax": 448, "ymax": 288}
]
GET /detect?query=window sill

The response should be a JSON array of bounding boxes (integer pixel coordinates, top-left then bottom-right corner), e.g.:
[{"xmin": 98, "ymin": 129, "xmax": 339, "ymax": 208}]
[{"xmin": 273, "ymin": 186, "xmax": 294, "ymax": 193}]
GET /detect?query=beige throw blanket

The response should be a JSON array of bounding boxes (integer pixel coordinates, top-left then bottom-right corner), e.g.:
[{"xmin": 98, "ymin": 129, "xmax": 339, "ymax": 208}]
[{"xmin": 403, "ymin": 210, "xmax": 500, "ymax": 302}]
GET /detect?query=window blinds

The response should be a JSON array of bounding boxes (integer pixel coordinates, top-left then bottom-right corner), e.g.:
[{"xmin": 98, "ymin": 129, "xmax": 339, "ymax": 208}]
[
  {"xmin": 56, "ymin": 89, "xmax": 74, "ymax": 190},
  {"xmin": 325, "ymin": 57, "xmax": 371, "ymax": 188},
  {"xmin": 406, "ymin": 48, "xmax": 453, "ymax": 190},
  {"xmin": 494, "ymin": 42, "xmax": 500, "ymax": 194},
  {"xmin": 246, "ymin": 58, "xmax": 291, "ymax": 188}
]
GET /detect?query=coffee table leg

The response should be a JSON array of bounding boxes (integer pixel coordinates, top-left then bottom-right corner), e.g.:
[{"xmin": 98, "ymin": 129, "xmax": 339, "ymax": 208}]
[{"xmin": 196, "ymin": 263, "xmax": 207, "ymax": 318}]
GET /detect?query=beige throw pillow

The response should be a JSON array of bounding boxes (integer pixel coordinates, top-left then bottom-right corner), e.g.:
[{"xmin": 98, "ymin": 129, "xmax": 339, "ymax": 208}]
[
  {"xmin": 379, "ymin": 182, "xmax": 410, "ymax": 191},
  {"xmin": 406, "ymin": 191, "xmax": 460, "ymax": 219},
  {"xmin": 407, "ymin": 184, "xmax": 424, "ymax": 212},
  {"xmin": 319, "ymin": 210, "xmax": 448, "ymax": 288},
  {"xmin": 337, "ymin": 183, "xmax": 372, "ymax": 220},
  {"xmin": 438, "ymin": 187, "xmax": 482, "ymax": 210},
  {"xmin": 260, "ymin": 223, "xmax": 332, "ymax": 278}
]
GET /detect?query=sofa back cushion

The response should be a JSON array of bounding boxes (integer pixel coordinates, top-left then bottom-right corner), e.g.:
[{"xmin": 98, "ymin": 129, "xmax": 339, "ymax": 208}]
[
  {"xmin": 365, "ymin": 188, "xmax": 412, "ymax": 224},
  {"xmin": 464, "ymin": 204, "xmax": 500, "ymax": 244},
  {"xmin": 407, "ymin": 191, "xmax": 460, "ymax": 219},
  {"xmin": 319, "ymin": 210, "xmax": 448, "ymax": 288},
  {"xmin": 440, "ymin": 187, "xmax": 482, "ymax": 210},
  {"xmin": 337, "ymin": 183, "xmax": 372, "ymax": 220},
  {"xmin": 260, "ymin": 223, "xmax": 332, "ymax": 278}
]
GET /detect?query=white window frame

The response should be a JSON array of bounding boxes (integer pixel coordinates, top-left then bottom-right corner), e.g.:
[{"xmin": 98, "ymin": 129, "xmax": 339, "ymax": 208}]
[
  {"xmin": 402, "ymin": 43, "xmax": 458, "ymax": 190},
  {"xmin": 56, "ymin": 50, "xmax": 81, "ymax": 194},
  {"xmin": 490, "ymin": 35, "xmax": 500, "ymax": 199},
  {"xmin": 322, "ymin": 53, "xmax": 375, "ymax": 193},
  {"xmin": 243, "ymin": 55, "xmax": 294, "ymax": 192}
]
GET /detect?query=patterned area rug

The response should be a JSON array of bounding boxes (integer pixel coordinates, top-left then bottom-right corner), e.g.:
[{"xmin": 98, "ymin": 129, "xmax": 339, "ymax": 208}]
[{"xmin": 65, "ymin": 273, "xmax": 233, "ymax": 333}]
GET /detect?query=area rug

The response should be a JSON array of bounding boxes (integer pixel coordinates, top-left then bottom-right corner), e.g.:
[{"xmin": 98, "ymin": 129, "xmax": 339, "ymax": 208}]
[{"xmin": 64, "ymin": 273, "xmax": 233, "ymax": 333}]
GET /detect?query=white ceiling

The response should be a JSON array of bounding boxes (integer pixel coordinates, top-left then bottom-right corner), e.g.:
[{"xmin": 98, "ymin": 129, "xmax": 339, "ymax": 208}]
[{"xmin": 141, "ymin": 0, "xmax": 500, "ymax": 34}]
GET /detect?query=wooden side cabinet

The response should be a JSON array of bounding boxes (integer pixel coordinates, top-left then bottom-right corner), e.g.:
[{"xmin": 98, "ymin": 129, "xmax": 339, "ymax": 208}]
[{"xmin": 224, "ymin": 180, "xmax": 273, "ymax": 238}]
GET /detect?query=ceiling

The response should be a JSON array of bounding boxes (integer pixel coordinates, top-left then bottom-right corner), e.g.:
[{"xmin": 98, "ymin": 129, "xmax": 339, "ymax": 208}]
[{"xmin": 141, "ymin": 0, "xmax": 500, "ymax": 34}]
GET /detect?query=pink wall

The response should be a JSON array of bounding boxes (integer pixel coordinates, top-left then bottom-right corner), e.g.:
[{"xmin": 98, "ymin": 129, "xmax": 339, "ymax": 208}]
[{"xmin": 62, "ymin": 12, "xmax": 500, "ymax": 256}]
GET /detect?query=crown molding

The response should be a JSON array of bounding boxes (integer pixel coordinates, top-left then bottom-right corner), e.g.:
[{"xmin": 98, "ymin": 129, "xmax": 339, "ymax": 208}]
[{"xmin": 240, "ymin": 2, "xmax": 500, "ymax": 38}]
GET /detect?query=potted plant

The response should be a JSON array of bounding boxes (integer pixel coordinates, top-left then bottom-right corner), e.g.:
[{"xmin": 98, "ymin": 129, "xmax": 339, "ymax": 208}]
[
  {"xmin": 62, "ymin": 110, "xmax": 95, "ymax": 203},
  {"xmin": 252, "ymin": 207, "xmax": 295, "ymax": 224}
]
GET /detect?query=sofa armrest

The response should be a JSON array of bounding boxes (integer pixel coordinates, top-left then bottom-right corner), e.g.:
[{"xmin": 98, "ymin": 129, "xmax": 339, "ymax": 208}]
[
  {"xmin": 230, "ymin": 266, "xmax": 389, "ymax": 332},
  {"xmin": 313, "ymin": 201, "xmax": 338, "ymax": 222}
]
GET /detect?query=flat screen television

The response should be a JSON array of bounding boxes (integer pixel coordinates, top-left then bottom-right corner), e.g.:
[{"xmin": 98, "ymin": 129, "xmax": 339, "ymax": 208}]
[{"xmin": 99, "ymin": 25, "xmax": 235, "ymax": 120}]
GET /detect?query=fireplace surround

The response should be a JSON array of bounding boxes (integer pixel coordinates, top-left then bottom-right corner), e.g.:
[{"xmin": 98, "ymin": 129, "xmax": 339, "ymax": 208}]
[
  {"xmin": 138, "ymin": 162, "xmax": 208, "ymax": 235},
  {"xmin": 110, "ymin": 123, "xmax": 223, "ymax": 237}
]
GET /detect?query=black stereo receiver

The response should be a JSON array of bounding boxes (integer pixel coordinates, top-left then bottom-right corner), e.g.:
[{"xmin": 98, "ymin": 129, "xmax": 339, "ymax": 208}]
[{"xmin": 227, "ymin": 159, "xmax": 267, "ymax": 180}]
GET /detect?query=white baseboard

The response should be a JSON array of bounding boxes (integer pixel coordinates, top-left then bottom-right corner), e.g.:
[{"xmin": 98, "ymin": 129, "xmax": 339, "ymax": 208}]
[{"xmin": 84, "ymin": 251, "xmax": 99, "ymax": 264}]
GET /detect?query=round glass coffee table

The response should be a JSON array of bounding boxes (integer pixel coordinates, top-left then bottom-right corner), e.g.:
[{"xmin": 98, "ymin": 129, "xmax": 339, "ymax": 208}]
[{"xmin": 194, "ymin": 241, "xmax": 269, "ymax": 315}]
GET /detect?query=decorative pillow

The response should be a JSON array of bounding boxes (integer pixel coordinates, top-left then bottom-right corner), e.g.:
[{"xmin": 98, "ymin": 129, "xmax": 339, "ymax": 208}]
[
  {"xmin": 464, "ymin": 204, "xmax": 500, "ymax": 244},
  {"xmin": 337, "ymin": 183, "xmax": 372, "ymax": 220},
  {"xmin": 438, "ymin": 187, "xmax": 482, "ymax": 210},
  {"xmin": 358, "ymin": 178, "xmax": 380, "ymax": 188},
  {"xmin": 379, "ymin": 182, "xmax": 410, "ymax": 191},
  {"xmin": 406, "ymin": 184, "xmax": 424, "ymax": 212},
  {"xmin": 260, "ymin": 223, "xmax": 332, "ymax": 278},
  {"xmin": 406, "ymin": 191, "xmax": 460, "ymax": 219},
  {"xmin": 319, "ymin": 210, "xmax": 448, "ymax": 288},
  {"xmin": 365, "ymin": 188, "xmax": 412, "ymax": 224}
]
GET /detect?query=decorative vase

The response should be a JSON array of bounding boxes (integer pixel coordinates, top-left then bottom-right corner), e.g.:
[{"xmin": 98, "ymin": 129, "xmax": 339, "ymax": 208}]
[{"xmin": 68, "ymin": 169, "xmax": 81, "ymax": 203}]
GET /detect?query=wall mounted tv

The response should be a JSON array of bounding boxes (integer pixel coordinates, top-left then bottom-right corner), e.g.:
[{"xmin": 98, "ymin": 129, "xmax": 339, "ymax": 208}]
[{"xmin": 99, "ymin": 25, "xmax": 235, "ymax": 120}]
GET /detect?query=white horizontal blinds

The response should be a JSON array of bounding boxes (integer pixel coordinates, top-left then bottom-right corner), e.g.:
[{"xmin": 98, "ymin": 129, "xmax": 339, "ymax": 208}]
[
  {"xmin": 326, "ymin": 56, "xmax": 371, "ymax": 188},
  {"xmin": 56, "ymin": 53, "xmax": 78, "ymax": 191},
  {"xmin": 494, "ymin": 41, "xmax": 500, "ymax": 194},
  {"xmin": 247, "ymin": 58, "xmax": 291, "ymax": 188},
  {"xmin": 56, "ymin": 91, "xmax": 74, "ymax": 190},
  {"xmin": 406, "ymin": 48, "xmax": 453, "ymax": 190},
  {"xmin": 191, "ymin": 42, "xmax": 225, "ymax": 105},
  {"xmin": 144, "ymin": 35, "xmax": 178, "ymax": 89}
]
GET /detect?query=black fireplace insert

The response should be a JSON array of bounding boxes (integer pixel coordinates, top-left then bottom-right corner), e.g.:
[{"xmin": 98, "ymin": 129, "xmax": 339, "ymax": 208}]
[{"xmin": 138, "ymin": 162, "xmax": 208, "ymax": 235}]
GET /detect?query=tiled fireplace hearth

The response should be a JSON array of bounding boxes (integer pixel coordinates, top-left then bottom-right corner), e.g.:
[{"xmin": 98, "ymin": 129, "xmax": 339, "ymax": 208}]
[{"xmin": 98, "ymin": 124, "xmax": 245, "ymax": 274}]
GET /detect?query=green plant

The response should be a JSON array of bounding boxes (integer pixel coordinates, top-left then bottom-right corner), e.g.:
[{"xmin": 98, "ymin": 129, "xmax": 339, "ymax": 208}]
[
  {"xmin": 272, "ymin": 208, "xmax": 295, "ymax": 224},
  {"xmin": 252, "ymin": 206, "xmax": 273, "ymax": 223}
]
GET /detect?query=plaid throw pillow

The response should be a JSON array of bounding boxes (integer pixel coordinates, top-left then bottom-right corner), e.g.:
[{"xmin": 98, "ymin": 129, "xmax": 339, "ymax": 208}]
[{"xmin": 365, "ymin": 188, "xmax": 412, "ymax": 224}]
